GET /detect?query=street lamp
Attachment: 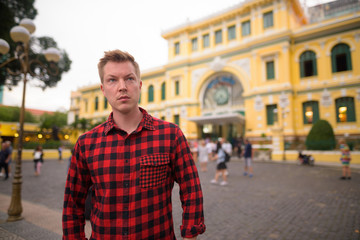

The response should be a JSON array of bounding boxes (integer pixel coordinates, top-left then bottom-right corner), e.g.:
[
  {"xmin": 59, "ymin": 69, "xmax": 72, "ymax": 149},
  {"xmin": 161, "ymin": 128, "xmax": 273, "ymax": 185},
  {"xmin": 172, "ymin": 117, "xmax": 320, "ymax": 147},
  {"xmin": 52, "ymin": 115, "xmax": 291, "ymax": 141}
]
[{"xmin": 0, "ymin": 18, "xmax": 61, "ymax": 222}]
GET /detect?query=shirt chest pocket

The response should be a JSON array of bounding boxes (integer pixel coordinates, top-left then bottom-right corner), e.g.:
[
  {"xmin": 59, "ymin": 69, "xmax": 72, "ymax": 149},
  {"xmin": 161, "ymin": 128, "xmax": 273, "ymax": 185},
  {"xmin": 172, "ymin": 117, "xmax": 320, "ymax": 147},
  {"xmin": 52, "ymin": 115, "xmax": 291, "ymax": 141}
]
[{"xmin": 140, "ymin": 154, "xmax": 170, "ymax": 188}]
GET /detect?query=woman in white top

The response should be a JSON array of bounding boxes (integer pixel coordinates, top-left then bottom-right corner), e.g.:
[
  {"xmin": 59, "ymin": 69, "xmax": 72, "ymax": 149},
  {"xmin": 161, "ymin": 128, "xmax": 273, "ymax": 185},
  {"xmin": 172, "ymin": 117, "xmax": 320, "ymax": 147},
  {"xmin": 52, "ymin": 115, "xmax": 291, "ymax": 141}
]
[
  {"xmin": 33, "ymin": 145, "xmax": 43, "ymax": 176},
  {"xmin": 198, "ymin": 139, "xmax": 209, "ymax": 172}
]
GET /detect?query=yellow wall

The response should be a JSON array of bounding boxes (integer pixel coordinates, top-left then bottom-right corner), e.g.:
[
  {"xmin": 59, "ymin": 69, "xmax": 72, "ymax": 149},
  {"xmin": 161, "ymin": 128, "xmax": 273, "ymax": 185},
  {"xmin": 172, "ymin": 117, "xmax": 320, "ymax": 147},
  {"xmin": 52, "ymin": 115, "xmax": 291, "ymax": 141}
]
[{"xmin": 69, "ymin": 0, "xmax": 360, "ymax": 155}]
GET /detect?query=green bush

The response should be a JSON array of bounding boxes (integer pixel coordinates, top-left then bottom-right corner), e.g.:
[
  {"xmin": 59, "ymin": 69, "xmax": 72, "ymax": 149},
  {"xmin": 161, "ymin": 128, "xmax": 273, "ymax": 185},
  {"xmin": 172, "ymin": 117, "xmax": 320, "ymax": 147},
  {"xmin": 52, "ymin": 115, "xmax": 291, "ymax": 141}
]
[
  {"xmin": 305, "ymin": 119, "xmax": 336, "ymax": 150},
  {"xmin": 23, "ymin": 140, "xmax": 73, "ymax": 150}
]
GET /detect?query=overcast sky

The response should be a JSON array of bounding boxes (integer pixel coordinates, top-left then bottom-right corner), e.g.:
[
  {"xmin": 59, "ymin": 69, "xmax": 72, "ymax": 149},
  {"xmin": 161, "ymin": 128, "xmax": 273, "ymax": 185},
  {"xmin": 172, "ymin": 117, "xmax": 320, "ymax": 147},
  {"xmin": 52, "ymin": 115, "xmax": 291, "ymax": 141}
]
[{"xmin": 3, "ymin": 0, "xmax": 330, "ymax": 111}]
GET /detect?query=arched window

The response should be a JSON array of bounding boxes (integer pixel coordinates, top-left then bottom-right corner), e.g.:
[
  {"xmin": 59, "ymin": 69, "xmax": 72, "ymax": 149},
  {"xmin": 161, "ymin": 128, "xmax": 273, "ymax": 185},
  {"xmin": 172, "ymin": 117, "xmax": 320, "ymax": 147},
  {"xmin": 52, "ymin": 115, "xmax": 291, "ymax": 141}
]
[
  {"xmin": 300, "ymin": 51, "xmax": 317, "ymax": 78},
  {"xmin": 161, "ymin": 82, "xmax": 166, "ymax": 100},
  {"xmin": 148, "ymin": 85, "xmax": 154, "ymax": 102},
  {"xmin": 302, "ymin": 101, "xmax": 319, "ymax": 124},
  {"xmin": 94, "ymin": 96, "xmax": 99, "ymax": 111},
  {"xmin": 331, "ymin": 43, "xmax": 352, "ymax": 73},
  {"xmin": 336, "ymin": 97, "xmax": 356, "ymax": 122},
  {"xmin": 104, "ymin": 97, "xmax": 108, "ymax": 109}
]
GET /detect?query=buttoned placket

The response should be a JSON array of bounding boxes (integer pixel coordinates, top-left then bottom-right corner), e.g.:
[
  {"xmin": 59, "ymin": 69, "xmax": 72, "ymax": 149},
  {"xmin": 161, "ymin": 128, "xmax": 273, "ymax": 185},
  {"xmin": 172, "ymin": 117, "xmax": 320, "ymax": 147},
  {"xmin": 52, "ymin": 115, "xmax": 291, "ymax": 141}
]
[{"xmin": 122, "ymin": 135, "xmax": 131, "ymax": 238}]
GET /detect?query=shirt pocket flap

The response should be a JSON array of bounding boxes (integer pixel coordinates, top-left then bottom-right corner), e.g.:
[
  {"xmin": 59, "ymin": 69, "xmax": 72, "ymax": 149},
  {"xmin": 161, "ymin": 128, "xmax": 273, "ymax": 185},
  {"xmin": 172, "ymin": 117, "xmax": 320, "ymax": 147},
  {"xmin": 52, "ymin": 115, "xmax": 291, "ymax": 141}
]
[{"xmin": 140, "ymin": 153, "xmax": 170, "ymax": 166}]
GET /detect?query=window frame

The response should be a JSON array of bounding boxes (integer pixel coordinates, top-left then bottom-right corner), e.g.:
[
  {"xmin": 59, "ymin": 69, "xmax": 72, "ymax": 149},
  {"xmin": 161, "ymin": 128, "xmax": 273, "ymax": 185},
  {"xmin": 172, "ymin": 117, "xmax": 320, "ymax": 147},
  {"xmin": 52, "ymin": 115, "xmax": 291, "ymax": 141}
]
[
  {"xmin": 241, "ymin": 20, "xmax": 251, "ymax": 37},
  {"xmin": 263, "ymin": 11, "xmax": 274, "ymax": 29},
  {"xmin": 331, "ymin": 43, "xmax": 352, "ymax": 73},
  {"xmin": 174, "ymin": 41, "xmax": 180, "ymax": 55},
  {"xmin": 191, "ymin": 37, "xmax": 198, "ymax": 52},
  {"xmin": 148, "ymin": 85, "xmax": 154, "ymax": 102},
  {"xmin": 215, "ymin": 29, "xmax": 223, "ymax": 45},
  {"xmin": 266, "ymin": 104, "xmax": 278, "ymax": 125},
  {"xmin": 302, "ymin": 101, "xmax": 319, "ymax": 124},
  {"xmin": 202, "ymin": 34, "xmax": 210, "ymax": 48},
  {"xmin": 335, "ymin": 97, "xmax": 356, "ymax": 122},
  {"xmin": 300, "ymin": 50, "xmax": 318, "ymax": 78},
  {"xmin": 227, "ymin": 25, "xmax": 236, "ymax": 41},
  {"xmin": 161, "ymin": 82, "xmax": 166, "ymax": 100},
  {"xmin": 266, "ymin": 60, "xmax": 275, "ymax": 80}
]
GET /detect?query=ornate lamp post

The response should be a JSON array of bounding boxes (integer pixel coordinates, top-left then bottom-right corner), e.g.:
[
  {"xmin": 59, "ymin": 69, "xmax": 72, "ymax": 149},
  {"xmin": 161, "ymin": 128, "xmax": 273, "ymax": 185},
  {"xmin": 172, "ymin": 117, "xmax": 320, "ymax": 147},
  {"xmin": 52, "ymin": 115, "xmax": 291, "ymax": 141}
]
[{"xmin": 0, "ymin": 18, "xmax": 61, "ymax": 222}]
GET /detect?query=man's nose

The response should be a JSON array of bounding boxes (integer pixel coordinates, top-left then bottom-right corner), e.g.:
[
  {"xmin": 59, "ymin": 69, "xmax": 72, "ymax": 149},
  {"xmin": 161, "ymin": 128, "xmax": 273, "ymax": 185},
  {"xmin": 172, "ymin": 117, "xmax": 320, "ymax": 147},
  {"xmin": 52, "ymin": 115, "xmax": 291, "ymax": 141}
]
[{"xmin": 118, "ymin": 79, "xmax": 127, "ymax": 90}]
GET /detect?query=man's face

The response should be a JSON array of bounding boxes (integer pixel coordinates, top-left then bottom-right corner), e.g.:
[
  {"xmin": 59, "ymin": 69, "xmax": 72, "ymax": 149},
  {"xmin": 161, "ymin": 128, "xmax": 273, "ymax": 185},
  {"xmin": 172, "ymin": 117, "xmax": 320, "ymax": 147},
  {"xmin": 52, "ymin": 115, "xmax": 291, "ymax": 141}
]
[{"xmin": 101, "ymin": 61, "xmax": 142, "ymax": 115}]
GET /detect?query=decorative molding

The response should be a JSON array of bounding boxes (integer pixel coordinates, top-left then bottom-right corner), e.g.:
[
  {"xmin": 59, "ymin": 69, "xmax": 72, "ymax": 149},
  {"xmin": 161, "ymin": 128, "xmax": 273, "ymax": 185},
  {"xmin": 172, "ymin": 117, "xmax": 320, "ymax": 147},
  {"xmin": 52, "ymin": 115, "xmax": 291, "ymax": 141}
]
[
  {"xmin": 231, "ymin": 58, "xmax": 251, "ymax": 76},
  {"xmin": 209, "ymin": 56, "xmax": 227, "ymax": 72},
  {"xmin": 254, "ymin": 95, "xmax": 264, "ymax": 111},
  {"xmin": 321, "ymin": 89, "xmax": 332, "ymax": 107}
]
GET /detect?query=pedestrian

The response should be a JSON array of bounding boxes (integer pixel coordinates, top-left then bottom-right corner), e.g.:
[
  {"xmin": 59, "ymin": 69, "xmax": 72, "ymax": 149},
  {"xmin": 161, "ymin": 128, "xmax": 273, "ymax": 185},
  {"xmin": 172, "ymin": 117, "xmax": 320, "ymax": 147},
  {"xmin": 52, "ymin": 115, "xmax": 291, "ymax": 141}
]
[
  {"xmin": 339, "ymin": 138, "xmax": 351, "ymax": 180},
  {"xmin": 222, "ymin": 138, "xmax": 232, "ymax": 176},
  {"xmin": 210, "ymin": 138, "xmax": 228, "ymax": 186},
  {"xmin": 62, "ymin": 50, "xmax": 205, "ymax": 239},
  {"xmin": 198, "ymin": 139, "xmax": 209, "ymax": 172},
  {"xmin": 5, "ymin": 141, "xmax": 12, "ymax": 176},
  {"xmin": 66, "ymin": 148, "xmax": 74, "ymax": 174},
  {"xmin": 243, "ymin": 139, "xmax": 254, "ymax": 178},
  {"xmin": 0, "ymin": 142, "xmax": 10, "ymax": 180},
  {"xmin": 33, "ymin": 145, "xmax": 43, "ymax": 176},
  {"xmin": 58, "ymin": 145, "xmax": 63, "ymax": 161}
]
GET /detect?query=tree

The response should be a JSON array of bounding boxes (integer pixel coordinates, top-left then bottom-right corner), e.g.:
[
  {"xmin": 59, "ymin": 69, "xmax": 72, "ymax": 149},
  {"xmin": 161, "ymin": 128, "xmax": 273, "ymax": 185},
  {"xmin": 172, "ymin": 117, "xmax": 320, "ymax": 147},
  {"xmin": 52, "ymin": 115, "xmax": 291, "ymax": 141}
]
[
  {"xmin": 305, "ymin": 119, "xmax": 336, "ymax": 150},
  {"xmin": 40, "ymin": 111, "xmax": 67, "ymax": 140},
  {"xmin": 0, "ymin": 0, "xmax": 72, "ymax": 90},
  {"xmin": 0, "ymin": 105, "xmax": 37, "ymax": 123}
]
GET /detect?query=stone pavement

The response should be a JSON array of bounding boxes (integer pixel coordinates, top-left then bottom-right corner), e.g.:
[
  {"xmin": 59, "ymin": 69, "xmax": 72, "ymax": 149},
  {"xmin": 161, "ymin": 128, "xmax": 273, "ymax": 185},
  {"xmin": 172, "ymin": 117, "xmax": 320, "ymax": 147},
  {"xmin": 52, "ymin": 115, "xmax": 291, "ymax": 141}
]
[{"xmin": 0, "ymin": 158, "xmax": 359, "ymax": 240}]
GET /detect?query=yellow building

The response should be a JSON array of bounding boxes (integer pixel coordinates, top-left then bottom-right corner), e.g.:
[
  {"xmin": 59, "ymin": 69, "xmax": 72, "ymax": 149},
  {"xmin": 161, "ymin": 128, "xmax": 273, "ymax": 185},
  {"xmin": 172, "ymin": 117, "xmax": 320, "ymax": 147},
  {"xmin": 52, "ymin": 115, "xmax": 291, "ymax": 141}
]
[{"xmin": 69, "ymin": 0, "xmax": 360, "ymax": 162}]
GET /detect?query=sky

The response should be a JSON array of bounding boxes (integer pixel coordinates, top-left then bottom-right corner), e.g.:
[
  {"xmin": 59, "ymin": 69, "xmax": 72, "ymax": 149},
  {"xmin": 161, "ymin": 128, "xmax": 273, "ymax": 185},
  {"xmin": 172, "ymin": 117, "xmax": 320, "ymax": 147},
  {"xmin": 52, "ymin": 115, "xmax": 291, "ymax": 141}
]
[{"xmin": 3, "ymin": 0, "xmax": 331, "ymax": 112}]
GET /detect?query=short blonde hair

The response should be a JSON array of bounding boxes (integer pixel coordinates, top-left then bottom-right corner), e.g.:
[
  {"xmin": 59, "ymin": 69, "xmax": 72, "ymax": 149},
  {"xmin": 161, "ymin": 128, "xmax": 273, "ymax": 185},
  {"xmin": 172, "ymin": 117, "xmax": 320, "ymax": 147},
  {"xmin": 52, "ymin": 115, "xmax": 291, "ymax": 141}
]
[{"xmin": 97, "ymin": 50, "xmax": 140, "ymax": 83}]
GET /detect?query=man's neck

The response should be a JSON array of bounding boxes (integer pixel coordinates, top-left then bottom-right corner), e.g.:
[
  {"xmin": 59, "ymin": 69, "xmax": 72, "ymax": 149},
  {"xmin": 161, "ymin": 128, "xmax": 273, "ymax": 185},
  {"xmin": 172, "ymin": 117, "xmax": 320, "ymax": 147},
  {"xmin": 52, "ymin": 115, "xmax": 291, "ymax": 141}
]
[{"xmin": 113, "ymin": 108, "xmax": 143, "ymax": 134}]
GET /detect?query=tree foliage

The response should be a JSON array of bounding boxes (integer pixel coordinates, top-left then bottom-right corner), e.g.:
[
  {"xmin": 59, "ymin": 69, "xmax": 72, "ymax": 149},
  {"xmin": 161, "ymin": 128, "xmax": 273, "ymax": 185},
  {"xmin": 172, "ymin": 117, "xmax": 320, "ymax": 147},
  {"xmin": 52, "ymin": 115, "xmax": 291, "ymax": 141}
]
[
  {"xmin": 0, "ymin": 105, "xmax": 37, "ymax": 122},
  {"xmin": 0, "ymin": 0, "xmax": 72, "ymax": 90},
  {"xmin": 305, "ymin": 119, "xmax": 336, "ymax": 150}
]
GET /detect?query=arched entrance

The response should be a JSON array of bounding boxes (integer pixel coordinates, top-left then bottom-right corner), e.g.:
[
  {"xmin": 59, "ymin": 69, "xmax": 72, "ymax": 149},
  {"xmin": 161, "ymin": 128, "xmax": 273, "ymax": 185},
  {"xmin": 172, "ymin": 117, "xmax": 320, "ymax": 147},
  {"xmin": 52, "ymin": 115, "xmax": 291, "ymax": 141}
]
[{"xmin": 188, "ymin": 72, "xmax": 245, "ymax": 142}]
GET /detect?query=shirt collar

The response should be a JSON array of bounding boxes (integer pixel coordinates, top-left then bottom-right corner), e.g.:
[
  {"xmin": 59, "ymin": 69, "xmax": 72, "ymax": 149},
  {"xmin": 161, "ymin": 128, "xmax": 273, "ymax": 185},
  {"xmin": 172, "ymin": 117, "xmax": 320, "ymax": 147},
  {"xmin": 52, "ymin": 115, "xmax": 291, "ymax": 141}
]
[{"xmin": 103, "ymin": 107, "xmax": 155, "ymax": 135}]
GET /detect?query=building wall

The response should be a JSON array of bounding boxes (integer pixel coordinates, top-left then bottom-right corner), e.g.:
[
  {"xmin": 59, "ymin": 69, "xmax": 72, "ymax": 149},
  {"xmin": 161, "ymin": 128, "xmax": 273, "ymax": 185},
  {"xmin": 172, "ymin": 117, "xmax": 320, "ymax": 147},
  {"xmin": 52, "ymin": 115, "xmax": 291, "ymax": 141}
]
[{"xmin": 69, "ymin": 0, "xmax": 360, "ymax": 154}]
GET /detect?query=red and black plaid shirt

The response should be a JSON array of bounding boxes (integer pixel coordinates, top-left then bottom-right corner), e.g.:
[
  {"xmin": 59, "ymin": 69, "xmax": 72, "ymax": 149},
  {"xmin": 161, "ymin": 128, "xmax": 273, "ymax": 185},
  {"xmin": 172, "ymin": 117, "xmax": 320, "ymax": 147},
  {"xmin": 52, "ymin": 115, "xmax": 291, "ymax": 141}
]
[{"xmin": 62, "ymin": 108, "xmax": 205, "ymax": 239}]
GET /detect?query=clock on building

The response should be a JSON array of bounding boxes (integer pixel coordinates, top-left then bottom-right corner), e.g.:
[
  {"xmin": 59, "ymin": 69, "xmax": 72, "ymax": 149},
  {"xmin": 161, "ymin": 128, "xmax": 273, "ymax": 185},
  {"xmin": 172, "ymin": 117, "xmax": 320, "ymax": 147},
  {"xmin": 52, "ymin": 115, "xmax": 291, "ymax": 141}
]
[{"xmin": 214, "ymin": 86, "xmax": 229, "ymax": 105}]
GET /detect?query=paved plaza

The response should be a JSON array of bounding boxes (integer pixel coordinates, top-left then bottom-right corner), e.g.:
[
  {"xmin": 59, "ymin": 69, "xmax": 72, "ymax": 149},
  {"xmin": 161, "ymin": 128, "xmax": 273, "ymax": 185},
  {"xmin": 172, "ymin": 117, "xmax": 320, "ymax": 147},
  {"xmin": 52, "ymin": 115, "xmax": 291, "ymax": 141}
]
[{"xmin": 0, "ymin": 158, "xmax": 359, "ymax": 240}]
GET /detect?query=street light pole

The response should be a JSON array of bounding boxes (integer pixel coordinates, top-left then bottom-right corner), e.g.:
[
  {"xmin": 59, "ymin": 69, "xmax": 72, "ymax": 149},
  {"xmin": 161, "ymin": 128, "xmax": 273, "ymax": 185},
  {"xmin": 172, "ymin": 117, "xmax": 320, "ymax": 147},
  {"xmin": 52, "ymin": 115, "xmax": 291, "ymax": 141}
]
[{"xmin": 0, "ymin": 19, "xmax": 60, "ymax": 222}]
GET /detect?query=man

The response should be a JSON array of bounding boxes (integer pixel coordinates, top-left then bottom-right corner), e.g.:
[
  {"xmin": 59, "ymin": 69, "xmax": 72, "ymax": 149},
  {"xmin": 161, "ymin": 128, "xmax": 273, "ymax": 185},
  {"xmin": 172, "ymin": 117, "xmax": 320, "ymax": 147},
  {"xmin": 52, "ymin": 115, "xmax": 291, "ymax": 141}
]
[
  {"xmin": 5, "ymin": 141, "xmax": 12, "ymax": 176},
  {"xmin": 0, "ymin": 142, "xmax": 10, "ymax": 180},
  {"xmin": 62, "ymin": 50, "xmax": 205, "ymax": 239},
  {"xmin": 243, "ymin": 139, "xmax": 254, "ymax": 178}
]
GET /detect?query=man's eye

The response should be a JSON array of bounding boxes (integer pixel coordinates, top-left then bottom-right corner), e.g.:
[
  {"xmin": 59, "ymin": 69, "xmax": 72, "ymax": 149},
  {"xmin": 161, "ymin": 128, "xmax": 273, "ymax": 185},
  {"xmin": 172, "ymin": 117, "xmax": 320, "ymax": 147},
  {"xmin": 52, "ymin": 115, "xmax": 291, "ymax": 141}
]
[
  {"xmin": 127, "ymin": 77, "xmax": 135, "ymax": 81},
  {"xmin": 108, "ymin": 78, "xmax": 115, "ymax": 82}
]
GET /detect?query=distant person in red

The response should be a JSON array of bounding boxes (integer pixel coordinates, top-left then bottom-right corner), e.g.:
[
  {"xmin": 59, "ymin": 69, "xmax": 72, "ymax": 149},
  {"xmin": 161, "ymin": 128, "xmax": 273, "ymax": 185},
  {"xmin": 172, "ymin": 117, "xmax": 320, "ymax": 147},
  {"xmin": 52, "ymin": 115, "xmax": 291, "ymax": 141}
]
[{"xmin": 62, "ymin": 50, "xmax": 205, "ymax": 239}]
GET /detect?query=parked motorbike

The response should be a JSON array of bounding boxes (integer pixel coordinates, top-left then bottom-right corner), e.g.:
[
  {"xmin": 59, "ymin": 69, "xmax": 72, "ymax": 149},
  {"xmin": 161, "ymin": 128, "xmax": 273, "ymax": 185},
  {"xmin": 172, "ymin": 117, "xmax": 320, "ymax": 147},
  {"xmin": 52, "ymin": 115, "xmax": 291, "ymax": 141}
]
[{"xmin": 298, "ymin": 151, "xmax": 315, "ymax": 166}]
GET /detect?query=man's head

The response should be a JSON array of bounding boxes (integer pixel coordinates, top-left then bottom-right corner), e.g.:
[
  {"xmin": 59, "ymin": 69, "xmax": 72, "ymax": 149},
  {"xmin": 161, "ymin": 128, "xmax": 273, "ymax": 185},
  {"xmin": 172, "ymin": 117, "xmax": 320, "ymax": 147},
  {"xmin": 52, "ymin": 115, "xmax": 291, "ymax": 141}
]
[
  {"xmin": 98, "ymin": 50, "xmax": 140, "ymax": 84},
  {"xmin": 99, "ymin": 50, "xmax": 142, "ymax": 116}
]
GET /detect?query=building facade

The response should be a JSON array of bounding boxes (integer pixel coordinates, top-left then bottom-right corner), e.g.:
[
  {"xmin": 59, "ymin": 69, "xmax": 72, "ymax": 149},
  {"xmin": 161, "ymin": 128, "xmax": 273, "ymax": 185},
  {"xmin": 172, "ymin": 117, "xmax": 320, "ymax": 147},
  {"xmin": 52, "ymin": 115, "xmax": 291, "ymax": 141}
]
[{"xmin": 69, "ymin": 0, "xmax": 360, "ymax": 158}]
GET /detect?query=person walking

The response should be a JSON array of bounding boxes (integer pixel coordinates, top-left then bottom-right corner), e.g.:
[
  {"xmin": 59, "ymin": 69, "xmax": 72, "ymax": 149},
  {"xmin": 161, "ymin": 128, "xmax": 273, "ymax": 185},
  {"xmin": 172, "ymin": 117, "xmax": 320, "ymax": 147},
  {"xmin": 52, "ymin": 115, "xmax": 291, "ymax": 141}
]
[
  {"xmin": 58, "ymin": 145, "xmax": 63, "ymax": 161},
  {"xmin": 339, "ymin": 139, "xmax": 351, "ymax": 180},
  {"xmin": 243, "ymin": 139, "xmax": 254, "ymax": 178},
  {"xmin": 62, "ymin": 50, "xmax": 205, "ymax": 240},
  {"xmin": 198, "ymin": 139, "xmax": 209, "ymax": 172},
  {"xmin": 33, "ymin": 145, "xmax": 43, "ymax": 176},
  {"xmin": 0, "ymin": 142, "xmax": 10, "ymax": 180},
  {"xmin": 210, "ymin": 138, "xmax": 228, "ymax": 186},
  {"xmin": 4, "ymin": 141, "xmax": 12, "ymax": 176}
]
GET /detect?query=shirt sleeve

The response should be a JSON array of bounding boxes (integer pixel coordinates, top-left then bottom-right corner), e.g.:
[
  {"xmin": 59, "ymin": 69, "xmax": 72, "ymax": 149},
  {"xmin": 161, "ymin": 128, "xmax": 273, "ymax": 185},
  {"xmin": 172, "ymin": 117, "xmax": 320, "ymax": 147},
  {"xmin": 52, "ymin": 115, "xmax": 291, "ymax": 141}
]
[
  {"xmin": 172, "ymin": 127, "xmax": 206, "ymax": 238},
  {"xmin": 62, "ymin": 139, "xmax": 92, "ymax": 240}
]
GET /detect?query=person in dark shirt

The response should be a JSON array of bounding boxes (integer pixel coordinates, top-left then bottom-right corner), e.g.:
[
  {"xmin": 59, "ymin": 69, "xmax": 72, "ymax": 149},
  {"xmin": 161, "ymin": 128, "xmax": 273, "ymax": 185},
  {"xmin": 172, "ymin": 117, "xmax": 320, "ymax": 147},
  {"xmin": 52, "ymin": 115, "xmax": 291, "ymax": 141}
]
[
  {"xmin": 0, "ymin": 142, "xmax": 10, "ymax": 180},
  {"xmin": 243, "ymin": 139, "xmax": 254, "ymax": 178},
  {"xmin": 62, "ymin": 50, "xmax": 205, "ymax": 240}
]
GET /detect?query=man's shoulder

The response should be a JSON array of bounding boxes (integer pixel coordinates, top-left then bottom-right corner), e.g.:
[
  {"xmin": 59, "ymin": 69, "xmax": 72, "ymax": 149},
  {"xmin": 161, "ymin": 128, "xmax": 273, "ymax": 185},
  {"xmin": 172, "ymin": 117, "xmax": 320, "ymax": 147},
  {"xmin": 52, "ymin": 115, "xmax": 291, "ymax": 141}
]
[
  {"xmin": 78, "ymin": 122, "xmax": 107, "ymax": 140},
  {"xmin": 150, "ymin": 115, "xmax": 179, "ymax": 130}
]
